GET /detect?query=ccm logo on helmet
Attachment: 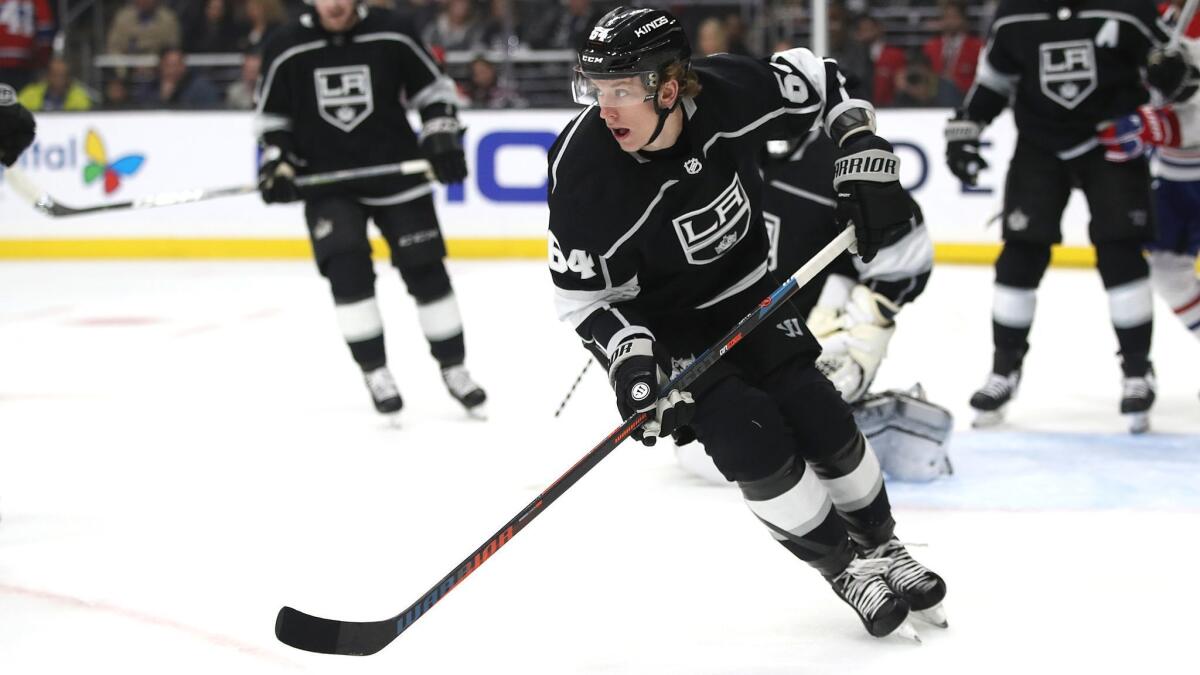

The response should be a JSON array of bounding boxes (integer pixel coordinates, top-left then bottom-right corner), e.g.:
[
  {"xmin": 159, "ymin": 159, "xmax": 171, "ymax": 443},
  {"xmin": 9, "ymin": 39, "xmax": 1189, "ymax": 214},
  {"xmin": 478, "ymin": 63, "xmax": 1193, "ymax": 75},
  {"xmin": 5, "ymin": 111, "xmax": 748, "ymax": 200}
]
[
  {"xmin": 581, "ymin": 54, "xmax": 604, "ymax": 64},
  {"xmin": 634, "ymin": 16, "xmax": 670, "ymax": 37}
]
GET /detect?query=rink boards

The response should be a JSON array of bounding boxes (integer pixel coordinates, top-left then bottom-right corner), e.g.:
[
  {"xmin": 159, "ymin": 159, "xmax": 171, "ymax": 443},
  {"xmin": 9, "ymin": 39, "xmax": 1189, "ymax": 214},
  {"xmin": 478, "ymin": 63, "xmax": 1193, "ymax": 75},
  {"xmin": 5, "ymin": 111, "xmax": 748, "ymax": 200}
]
[{"xmin": 0, "ymin": 108, "xmax": 1131, "ymax": 265}]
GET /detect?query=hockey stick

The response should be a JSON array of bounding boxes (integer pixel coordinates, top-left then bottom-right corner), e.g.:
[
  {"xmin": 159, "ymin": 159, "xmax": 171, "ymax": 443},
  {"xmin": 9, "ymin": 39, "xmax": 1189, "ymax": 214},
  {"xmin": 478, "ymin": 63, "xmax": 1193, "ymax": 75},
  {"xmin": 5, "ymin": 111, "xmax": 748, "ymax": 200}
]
[
  {"xmin": 3, "ymin": 159, "xmax": 432, "ymax": 218},
  {"xmin": 274, "ymin": 225, "xmax": 858, "ymax": 657},
  {"xmin": 552, "ymin": 359, "xmax": 591, "ymax": 417}
]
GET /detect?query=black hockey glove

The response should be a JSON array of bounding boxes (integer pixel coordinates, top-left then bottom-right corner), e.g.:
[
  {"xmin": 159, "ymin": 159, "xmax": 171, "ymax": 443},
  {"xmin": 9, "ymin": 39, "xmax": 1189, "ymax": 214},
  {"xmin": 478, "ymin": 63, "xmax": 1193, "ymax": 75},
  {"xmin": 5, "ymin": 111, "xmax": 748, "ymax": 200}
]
[
  {"xmin": 420, "ymin": 117, "xmax": 468, "ymax": 185},
  {"xmin": 257, "ymin": 145, "xmax": 302, "ymax": 204},
  {"xmin": 944, "ymin": 115, "xmax": 987, "ymax": 186},
  {"xmin": 0, "ymin": 84, "xmax": 35, "ymax": 167},
  {"xmin": 1146, "ymin": 46, "xmax": 1196, "ymax": 102},
  {"xmin": 833, "ymin": 133, "xmax": 912, "ymax": 264},
  {"xmin": 608, "ymin": 337, "xmax": 695, "ymax": 447}
]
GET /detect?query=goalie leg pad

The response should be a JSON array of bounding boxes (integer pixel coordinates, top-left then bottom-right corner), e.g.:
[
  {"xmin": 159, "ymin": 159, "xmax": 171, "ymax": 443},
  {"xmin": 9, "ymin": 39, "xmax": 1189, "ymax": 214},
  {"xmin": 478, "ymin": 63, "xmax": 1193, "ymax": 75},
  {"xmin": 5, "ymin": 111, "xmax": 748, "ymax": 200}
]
[{"xmin": 853, "ymin": 386, "xmax": 953, "ymax": 482}]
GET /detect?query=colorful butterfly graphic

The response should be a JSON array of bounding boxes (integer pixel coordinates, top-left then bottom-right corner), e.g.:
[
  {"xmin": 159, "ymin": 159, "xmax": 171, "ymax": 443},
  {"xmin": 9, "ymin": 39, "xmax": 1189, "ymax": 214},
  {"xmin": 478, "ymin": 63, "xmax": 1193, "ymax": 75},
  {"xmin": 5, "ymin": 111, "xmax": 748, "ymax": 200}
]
[{"xmin": 82, "ymin": 129, "xmax": 145, "ymax": 194}]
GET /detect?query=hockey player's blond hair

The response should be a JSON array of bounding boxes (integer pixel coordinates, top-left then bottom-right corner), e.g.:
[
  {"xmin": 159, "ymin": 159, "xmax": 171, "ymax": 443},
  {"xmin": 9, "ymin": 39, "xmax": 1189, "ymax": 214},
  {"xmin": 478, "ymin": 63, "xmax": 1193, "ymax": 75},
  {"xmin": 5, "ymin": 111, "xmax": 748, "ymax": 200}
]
[{"xmin": 663, "ymin": 62, "xmax": 702, "ymax": 99}]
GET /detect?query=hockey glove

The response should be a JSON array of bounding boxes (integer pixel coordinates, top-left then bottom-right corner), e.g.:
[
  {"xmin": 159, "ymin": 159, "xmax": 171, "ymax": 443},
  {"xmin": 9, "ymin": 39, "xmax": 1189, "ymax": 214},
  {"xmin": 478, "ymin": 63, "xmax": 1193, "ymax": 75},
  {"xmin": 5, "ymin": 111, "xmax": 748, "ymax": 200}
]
[
  {"xmin": 0, "ymin": 84, "xmax": 35, "ymax": 167},
  {"xmin": 834, "ymin": 133, "xmax": 911, "ymax": 264},
  {"xmin": 1146, "ymin": 46, "xmax": 1197, "ymax": 103},
  {"xmin": 257, "ymin": 145, "xmax": 302, "ymax": 204},
  {"xmin": 420, "ymin": 117, "xmax": 468, "ymax": 185},
  {"xmin": 1098, "ymin": 105, "xmax": 1182, "ymax": 162},
  {"xmin": 812, "ymin": 285, "xmax": 898, "ymax": 403},
  {"xmin": 944, "ymin": 115, "xmax": 987, "ymax": 186},
  {"xmin": 608, "ymin": 337, "xmax": 695, "ymax": 447}
]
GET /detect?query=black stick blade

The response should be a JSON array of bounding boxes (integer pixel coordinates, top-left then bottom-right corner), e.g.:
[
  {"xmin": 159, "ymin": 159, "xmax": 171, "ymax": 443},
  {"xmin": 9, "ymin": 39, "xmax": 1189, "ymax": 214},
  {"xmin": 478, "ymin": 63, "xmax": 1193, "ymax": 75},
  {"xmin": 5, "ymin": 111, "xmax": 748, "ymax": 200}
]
[{"xmin": 275, "ymin": 606, "xmax": 397, "ymax": 656}]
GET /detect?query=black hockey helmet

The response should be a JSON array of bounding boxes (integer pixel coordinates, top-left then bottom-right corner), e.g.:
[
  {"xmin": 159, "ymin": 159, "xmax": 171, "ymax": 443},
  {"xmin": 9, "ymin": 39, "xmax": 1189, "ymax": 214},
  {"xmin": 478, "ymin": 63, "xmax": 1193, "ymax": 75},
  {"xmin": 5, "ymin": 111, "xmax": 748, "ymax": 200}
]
[{"xmin": 571, "ymin": 6, "xmax": 691, "ymax": 107}]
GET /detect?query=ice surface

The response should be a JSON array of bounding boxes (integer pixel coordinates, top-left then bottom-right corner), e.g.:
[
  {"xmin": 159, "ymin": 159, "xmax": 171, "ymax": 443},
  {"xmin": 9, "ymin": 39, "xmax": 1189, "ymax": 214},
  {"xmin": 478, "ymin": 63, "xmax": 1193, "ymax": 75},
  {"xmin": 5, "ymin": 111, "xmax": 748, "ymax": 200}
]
[{"xmin": 0, "ymin": 260, "xmax": 1197, "ymax": 674}]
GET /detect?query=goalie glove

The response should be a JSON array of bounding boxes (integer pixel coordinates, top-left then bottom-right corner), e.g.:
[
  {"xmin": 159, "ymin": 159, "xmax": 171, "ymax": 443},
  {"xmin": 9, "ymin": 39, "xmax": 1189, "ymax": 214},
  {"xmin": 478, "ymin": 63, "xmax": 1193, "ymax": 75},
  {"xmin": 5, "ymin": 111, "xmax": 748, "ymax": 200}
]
[
  {"xmin": 608, "ymin": 337, "xmax": 695, "ymax": 447},
  {"xmin": 812, "ymin": 285, "xmax": 899, "ymax": 403}
]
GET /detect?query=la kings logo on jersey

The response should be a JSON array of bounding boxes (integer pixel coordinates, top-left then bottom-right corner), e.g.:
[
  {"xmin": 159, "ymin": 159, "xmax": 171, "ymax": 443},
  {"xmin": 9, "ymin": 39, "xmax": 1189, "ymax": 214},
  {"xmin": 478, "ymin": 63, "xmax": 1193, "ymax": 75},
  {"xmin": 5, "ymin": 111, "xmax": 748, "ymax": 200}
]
[
  {"xmin": 314, "ymin": 65, "xmax": 374, "ymax": 132},
  {"xmin": 672, "ymin": 174, "xmax": 752, "ymax": 265},
  {"xmin": 1039, "ymin": 40, "xmax": 1097, "ymax": 110}
]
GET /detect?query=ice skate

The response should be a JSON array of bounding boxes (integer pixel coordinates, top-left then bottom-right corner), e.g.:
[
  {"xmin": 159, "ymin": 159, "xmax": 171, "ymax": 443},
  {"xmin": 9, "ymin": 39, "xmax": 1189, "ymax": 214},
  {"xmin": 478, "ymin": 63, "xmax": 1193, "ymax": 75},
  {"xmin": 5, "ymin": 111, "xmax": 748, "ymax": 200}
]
[
  {"xmin": 828, "ymin": 553, "xmax": 920, "ymax": 641},
  {"xmin": 861, "ymin": 538, "xmax": 948, "ymax": 629},
  {"xmin": 969, "ymin": 370, "xmax": 1020, "ymax": 428},
  {"xmin": 1120, "ymin": 370, "xmax": 1156, "ymax": 435},
  {"xmin": 364, "ymin": 367, "xmax": 403, "ymax": 415},
  {"xmin": 442, "ymin": 364, "xmax": 488, "ymax": 419}
]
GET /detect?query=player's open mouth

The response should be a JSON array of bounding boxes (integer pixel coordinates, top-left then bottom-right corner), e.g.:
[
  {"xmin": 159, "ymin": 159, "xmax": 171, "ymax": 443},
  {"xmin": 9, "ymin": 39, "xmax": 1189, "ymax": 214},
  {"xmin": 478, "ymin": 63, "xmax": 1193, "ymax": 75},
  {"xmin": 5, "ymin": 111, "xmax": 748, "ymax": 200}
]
[{"xmin": 611, "ymin": 128, "xmax": 630, "ymax": 140}]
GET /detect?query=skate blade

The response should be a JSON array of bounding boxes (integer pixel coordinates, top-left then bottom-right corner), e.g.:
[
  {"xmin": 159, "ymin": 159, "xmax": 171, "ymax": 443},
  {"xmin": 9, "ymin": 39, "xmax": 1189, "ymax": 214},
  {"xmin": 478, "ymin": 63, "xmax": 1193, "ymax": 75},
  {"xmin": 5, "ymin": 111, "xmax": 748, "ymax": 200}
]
[
  {"xmin": 913, "ymin": 604, "xmax": 948, "ymax": 629},
  {"xmin": 384, "ymin": 412, "xmax": 403, "ymax": 428},
  {"xmin": 892, "ymin": 620, "xmax": 922, "ymax": 644},
  {"xmin": 971, "ymin": 408, "xmax": 1006, "ymax": 428},
  {"xmin": 1125, "ymin": 412, "xmax": 1149, "ymax": 435},
  {"xmin": 464, "ymin": 404, "xmax": 488, "ymax": 421}
]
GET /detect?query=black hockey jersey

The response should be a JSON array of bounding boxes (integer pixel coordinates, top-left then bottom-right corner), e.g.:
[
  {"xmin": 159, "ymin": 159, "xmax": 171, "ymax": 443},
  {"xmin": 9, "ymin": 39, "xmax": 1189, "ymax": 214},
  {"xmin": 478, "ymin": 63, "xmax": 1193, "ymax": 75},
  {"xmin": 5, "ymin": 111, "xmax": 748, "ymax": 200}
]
[
  {"xmin": 255, "ymin": 7, "xmax": 459, "ymax": 201},
  {"xmin": 763, "ymin": 131, "xmax": 931, "ymax": 317},
  {"xmin": 965, "ymin": 0, "xmax": 1169, "ymax": 157},
  {"xmin": 547, "ymin": 50, "xmax": 855, "ymax": 365}
]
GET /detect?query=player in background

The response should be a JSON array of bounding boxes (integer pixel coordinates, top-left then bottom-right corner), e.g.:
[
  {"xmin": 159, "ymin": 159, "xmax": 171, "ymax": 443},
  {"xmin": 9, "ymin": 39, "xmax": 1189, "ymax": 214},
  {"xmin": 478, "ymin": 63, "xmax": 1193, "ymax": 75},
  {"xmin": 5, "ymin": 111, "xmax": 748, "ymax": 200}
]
[
  {"xmin": 1097, "ymin": 0, "xmax": 1200, "ymax": 400},
  {"xmin": 549, "ymin": 7, "xmax": 946, "ymax": 640},
  {"xmin": 945, "ymin": 0, "xmax": 1192, "ymax": 433},
  {"xmin": 255, "ymin": 0, "xmax": 486, "ymax": 418},
  {"xmin": 676, "ymin": 131, "xmax": 952, "ymax": 485},
  {"xmin": 0, "ymin": 83, "xmax": 35, "ymax": 165}
]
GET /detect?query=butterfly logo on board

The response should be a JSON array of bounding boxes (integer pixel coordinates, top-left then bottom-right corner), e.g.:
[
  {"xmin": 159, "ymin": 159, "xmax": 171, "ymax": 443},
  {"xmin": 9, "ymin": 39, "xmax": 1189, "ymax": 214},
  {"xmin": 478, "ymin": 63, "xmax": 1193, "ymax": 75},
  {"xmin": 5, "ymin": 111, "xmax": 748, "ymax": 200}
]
[{"xmin": 82, "ymin": 129, "xmax": 145, "ymax": 194}]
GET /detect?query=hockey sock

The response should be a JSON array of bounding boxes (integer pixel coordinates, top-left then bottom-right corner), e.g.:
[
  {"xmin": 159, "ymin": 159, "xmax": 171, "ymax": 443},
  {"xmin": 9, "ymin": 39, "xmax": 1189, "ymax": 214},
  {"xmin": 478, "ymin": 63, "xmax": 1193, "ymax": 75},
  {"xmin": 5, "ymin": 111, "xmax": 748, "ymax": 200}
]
[
  {"xmin": 1096, "ymin": 242, "xmax": 1153, "ymax": 375},
  {"xmin": 1148, "ymin": 250, "xmax": 1200, "ymax": 340},
  {"xmin": 806, "ymin": 433, "xmax": 896, "ymax": 549},
  {"xmin": 991, "ymin": 241, "xmax": 1051, "ymax": 372},
  {"xmin": 737, "ymin": 456, "xmax": 856, "ymax": 578},
  {"xmin": 399, "ymin": 262, "xmax": 466, "ymax": 367},
  {"xmin": 336, "ymin": 295, "xmax": 387, "ymax": 371}
]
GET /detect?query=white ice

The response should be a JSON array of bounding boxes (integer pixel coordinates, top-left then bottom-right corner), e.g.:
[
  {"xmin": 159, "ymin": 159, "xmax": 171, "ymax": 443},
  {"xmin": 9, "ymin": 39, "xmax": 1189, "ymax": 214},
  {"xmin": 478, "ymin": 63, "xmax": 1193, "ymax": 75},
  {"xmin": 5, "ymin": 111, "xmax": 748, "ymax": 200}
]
[{"xmin": 1, "ymin": 259, "xmax": 1198, "ymax": 675}]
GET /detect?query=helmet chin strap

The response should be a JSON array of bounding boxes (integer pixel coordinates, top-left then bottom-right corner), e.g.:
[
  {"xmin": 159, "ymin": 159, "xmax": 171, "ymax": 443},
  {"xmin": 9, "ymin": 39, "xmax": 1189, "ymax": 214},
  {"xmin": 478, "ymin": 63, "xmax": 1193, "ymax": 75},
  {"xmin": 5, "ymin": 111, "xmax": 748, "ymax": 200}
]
[{"xmin": 643, "ymin": 94, "xmax": 680, "ymax": 149}]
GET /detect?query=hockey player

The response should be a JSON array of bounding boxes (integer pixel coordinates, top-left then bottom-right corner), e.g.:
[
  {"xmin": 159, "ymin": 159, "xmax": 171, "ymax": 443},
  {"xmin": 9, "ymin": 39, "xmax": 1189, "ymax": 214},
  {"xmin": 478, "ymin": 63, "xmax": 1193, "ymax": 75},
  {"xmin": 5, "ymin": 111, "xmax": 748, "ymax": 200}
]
[
  {"xmin": 1097, "ymin": 0, "xmax": 1200, "ymax": 399},
  {"xmin": 0, "ymin": 83, "xmax": 34, "ymax": 166},
  {"xmin": 945, "ymin": 0, "xmax": 1191, "ymax": 433},
  {"xmin": 549, "ymin": 7, "xmax": 946, "ymax": 640},
  {"xmin": 255, "ymin": 0, "xmax": 486, "ymax": 417}
]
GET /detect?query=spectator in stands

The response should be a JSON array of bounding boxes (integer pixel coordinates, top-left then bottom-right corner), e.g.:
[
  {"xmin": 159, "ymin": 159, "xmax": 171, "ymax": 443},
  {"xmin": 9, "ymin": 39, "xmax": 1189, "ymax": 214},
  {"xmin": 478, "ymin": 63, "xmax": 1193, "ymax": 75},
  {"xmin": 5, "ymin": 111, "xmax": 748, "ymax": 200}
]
[
  {"xmin": 461, "ymin": 55, "xmax": 524, "ymax": 108},
  {"xmin": 395, "ymin": 0, "xmax": 439, "ymax": 34},
  {"xmin": 892, "ymin": 51, "xmax": 962, "ymax": 108},
  {"xmin": 854, "ymin": 12, "xmax": 906, "ymax": 107},
  {"xmin": 697, "ymin": 16, "xmax": 730, "ymax": 56},
  {"xmin": 133, "ymin": 47, "xmax": 221, "ymax": 108},
  {"xmin": 422, "ymin": 0, "xmax": 486, "ymax": 52},
  {"xmin": 722, "ymin": 12, "xmax": 752, "ymax": 57},
  {"xmin": 481, "ymin": 0, "xmax": 519, "ymax": 50},
  {"xmin": 225, "ymin": 52, "xmax": 261, "ymax": 109},
  {"xmin": 826, "ymin": 2, "xmax": 872, "ymax": 101},
  {"xmin": 527, "ymin": 0, "xmax": 598, "ymax": 50},
  {"xmin": 182, "ymin": 0, "xmax": 246, "ymax": 53},
  {"xmin": 103, "ymin": 75, "xmax": 134, "ymax": 109},
  {"xmin": 18, "ymin": 57, "xmax": 92, "ymax": 111},
  {"xmin": 922, "ymin": 0, "xmax": 982, "ymax": 98},
  {"xmin": 107, "ymin": 0, "xmax": 182, "ymax": 55},
  {"xmin": 240, "ymin": 0, "xmax": 287, "ymax": 52},
  {"xmin": 0, "ymin": 0, "xmax": 55, "ymax": 90}
]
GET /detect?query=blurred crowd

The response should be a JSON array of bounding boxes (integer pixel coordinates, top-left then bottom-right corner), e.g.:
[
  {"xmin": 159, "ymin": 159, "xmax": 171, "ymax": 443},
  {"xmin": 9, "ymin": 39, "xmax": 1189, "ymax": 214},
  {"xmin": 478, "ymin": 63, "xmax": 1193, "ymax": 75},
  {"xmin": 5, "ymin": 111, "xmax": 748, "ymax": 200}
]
[{"xmin": 0, "ymin": 0, "xmax": 991, "ymax": 112}]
